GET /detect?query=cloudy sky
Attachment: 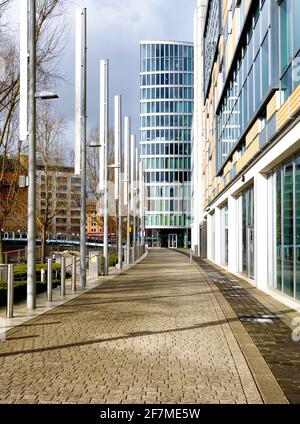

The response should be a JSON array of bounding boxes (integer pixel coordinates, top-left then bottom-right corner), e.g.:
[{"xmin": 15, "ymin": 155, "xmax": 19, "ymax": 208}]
[
  {"xmin": 64, "ymin": 0, "xmax": 196, "ymax": 136},
  {"xmin": 11, "ymin": 0, "xmax": 196, "ymax": 139}
]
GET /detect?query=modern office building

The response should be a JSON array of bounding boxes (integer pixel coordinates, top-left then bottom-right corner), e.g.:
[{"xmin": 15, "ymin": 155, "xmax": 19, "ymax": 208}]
[
  {"xmin": 36, "ymin": 164, "xmax": 82, "ymax": 236},
  {"xmin": 140, "ymin": 40, "xmax": 194, "ymax": 248},
  {"xmin": 192, "ymin": 0, "xmax": 300, "ymax": 308}
]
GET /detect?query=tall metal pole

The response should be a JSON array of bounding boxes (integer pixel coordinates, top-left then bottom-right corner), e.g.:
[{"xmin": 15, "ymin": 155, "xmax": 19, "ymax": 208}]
[
  {"xmin": 19, "ymin": 0, "xmax": 28, "ymax": 144},
  {"xmin": 79, "ymin": 8, "xmax": 87, "ymax": 287},
  {"xmin": 139, "ymin": 161, "xmax": 145, "ymax": 246},
  {"xmin": 114, "ymin": 95, "xmax": 122, "ymax": 270},
  {"xmin": 27, "ymin": 0, "xmax": 36, "ymax": 310},
  {"xmin": 100, "ymin": 60, "xmax": 109, "ymax": 276},
  {"xmin": 130, "ymin": 135, "xmax": 136, "ymax": 262},
  {"xmin": 124, "ymin": 117, "xmax": 131, "ymax": 265}
]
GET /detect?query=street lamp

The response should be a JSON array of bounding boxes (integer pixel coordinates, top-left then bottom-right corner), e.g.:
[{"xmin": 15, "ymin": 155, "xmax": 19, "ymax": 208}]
[
  {"xmin": 27, "ymin": 0, "xmax": 59, "ymax": 310},
  {"xmin": 35, "ymin": 91, "xmax": 59, "ymax": 100}
]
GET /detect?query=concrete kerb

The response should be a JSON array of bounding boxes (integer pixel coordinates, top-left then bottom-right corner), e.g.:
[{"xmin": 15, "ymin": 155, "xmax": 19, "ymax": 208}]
[{"xmin": 0, "ymin": 249, "xmax": 149, "ymax": 340}]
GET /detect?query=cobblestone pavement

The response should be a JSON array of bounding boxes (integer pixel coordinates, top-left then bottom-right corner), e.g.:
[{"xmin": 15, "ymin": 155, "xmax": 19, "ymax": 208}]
[{"xmin": 0, "ymin": 249, "xmax": 291, "ymax": 404}]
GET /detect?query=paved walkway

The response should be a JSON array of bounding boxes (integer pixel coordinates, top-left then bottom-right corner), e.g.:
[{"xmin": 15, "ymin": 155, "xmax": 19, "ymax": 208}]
[{"xmin": 0, "ymin": 249, "xmax": 298, "ymax": 404}]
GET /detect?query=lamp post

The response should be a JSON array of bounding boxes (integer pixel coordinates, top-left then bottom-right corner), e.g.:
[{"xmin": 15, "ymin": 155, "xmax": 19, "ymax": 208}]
[
  {"xmin": 27, "ymin": 0, "xmax": 59, "ymax": 309},
  {"xmin": 124, "ymin": 117, "xmax": 131, "ymax": 265},
  {"xmin": 114, "ymin": 95, "xmax": 122, "ymax": 269},
  {"xmin": 99, "ymin": 59, "xmax": 109, "ymax": 276}
]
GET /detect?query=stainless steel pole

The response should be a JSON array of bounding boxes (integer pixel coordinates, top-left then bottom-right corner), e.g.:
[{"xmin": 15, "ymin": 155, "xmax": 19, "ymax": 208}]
[
  {"xmin": 47, "ymin": 258, "xmax": 52, "ymax": 302},
  {"xmin": 60, "ymin": 256, "xmax": 66, "ymax": 296},
  {"xmin": 80, "ymin": 8, "xmax": 87, "ymax": 287},
  {"xmin": 131, "ymin": 135, "xmax": 136, "ymax": 263},
  {"xmin": 124, "ymin": 117, "xmax": 131, "ymax": 265},
  {"xmin": 114, "ymin": 95, "xmax": 122, "ymax": 270},
  {"xmin": 6, "ymin": 265, "xmax": 14, "ymax": 319},
  {"xmin": 27, "ymin": 0, "xmax": 36, "ymax": 310},
  {"xmin": 72, "ymin": 256, "xmax": 77, "ymax": 291},
  {"xmin": 100, "ymin": 60, "xmax": 109, "ymax": 276}
]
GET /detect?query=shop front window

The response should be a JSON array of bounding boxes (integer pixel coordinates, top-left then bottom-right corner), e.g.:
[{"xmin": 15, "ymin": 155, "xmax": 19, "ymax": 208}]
[{"xmin": 275, "ymin": 153, "xmax": 300, "ymax": 300}]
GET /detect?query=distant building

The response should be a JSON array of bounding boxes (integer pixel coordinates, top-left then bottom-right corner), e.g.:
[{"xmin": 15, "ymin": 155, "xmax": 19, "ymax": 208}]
[
  {"xmin": 140, "ymin": 40, "xmax": 194, "ymax": 248},
  {"xmin": 1, "ymin": 156, "xmax": 28, "ymax": 233},
  {"xmin": 86, "ymin": 200, "xmax": 103, "ymax": 236},
  {"xmin": 36, "ymin": 163, "xmax": 82, "ymax": 236}
]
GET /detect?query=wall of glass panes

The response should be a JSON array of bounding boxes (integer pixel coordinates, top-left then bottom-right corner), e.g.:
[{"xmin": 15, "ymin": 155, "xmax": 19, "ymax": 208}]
[
  {"xmin": 140, "ymin": 41, "xmax": 193, "ymax": 228},
  {"xmin": 204, "ymin": 0, "xmax": 221, "ymax": 95},
  {"xmin": 216, "ymin": 0, "xmax": 271, "ymax": 170},
  {"xmin": 145, "ymin": 214, "xmax": 191, "ymax": 227},
  {"xmin": 279, "ymin": 0, "xmax": 300, "ymax": 102},
  {"xmin": 274, "ymin": 153, "xmax": 300, "ymax": 301},
  {"xmin": 140, "ymin": 43, "xmax": 193, "ymax": 73}
]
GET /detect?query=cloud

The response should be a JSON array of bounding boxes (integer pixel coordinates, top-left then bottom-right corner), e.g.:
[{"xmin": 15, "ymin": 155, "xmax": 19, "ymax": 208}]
[{"xmin": 7, "ymin": 0, "xmax": 195, "ymax": 146}]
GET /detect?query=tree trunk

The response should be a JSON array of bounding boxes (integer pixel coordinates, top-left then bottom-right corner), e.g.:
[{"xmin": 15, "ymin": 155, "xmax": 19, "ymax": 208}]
[
  {"xmin": 41, "ymin": 225, "xmax": 47, "ymax": 265},
  {"xmin": 0, "ymin": 231, "xmax": 4, "ymax": 264}
]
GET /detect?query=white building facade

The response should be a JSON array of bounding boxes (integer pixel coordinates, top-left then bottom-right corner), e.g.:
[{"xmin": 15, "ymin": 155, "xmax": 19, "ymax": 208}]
[{"xmin": 193, "ymin": 0, "xmax": 300, "ymax": 310}]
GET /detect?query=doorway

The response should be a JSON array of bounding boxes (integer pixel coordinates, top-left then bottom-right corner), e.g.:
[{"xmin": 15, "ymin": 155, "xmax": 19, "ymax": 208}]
[{"xmin": 168, "ymin": 234, "xmax": 178, "ymax": 249}]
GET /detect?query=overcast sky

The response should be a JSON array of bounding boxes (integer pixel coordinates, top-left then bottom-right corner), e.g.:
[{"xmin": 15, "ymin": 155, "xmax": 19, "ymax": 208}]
[
  {"xmin": 11, "ymin": 0, "xmax": 196, "ymax": 141},
  {"xmin": 65, "ymin": 0, "xmax": 196, "ymax": 136}
]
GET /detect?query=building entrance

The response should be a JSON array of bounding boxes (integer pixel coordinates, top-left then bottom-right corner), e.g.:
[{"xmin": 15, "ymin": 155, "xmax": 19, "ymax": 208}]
[{"xmin": 168, "ymin": 234, "xmax": 178, "ymax": 249}]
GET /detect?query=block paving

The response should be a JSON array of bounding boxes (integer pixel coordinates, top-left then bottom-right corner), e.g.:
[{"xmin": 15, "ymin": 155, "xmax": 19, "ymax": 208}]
[{"xmin": 0, "ymin": 249, "xmax": 297, "ymax": 404}]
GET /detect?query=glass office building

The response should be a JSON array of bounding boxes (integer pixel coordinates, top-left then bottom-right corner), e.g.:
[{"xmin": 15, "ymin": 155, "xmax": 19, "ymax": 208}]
[
  {"xmin": 194, "ymin": 0, "xmax": 300, "ymax": 307},
  {"xmin": 140, "ymin": 41, "xmax": 194, "ymax": 248}
]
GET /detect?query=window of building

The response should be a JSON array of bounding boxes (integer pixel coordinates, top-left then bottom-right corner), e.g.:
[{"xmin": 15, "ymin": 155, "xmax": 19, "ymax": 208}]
[{"xmin": 274, "ymin": 153, "xmax": 300, "ymax": 300}]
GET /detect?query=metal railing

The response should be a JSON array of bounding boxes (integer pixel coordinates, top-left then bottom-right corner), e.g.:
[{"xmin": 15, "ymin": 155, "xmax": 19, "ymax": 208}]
[
  {"xmin": 1, "ymin": 244, "xmax": 148, "ymax": 318},
  {"xmin": 0, "ymin": 264, "xmax": 14, "ymax": 318}
]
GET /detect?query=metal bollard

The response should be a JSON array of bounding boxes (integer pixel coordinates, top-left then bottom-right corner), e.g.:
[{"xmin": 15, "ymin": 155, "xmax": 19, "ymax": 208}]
[
  {"xmin": 60, "ymin": 257, "xmax": 66, "ymax": 296},
  {"xmin": 71, "ymin": 256, "xmax": 76, "ymax": 291},
  {"xmin": 47, "ymin": 259, "xmax": 53, "ymax": 302},
  {"xmin": 41, "ymin": 268, "xmax": 46, "ymax": 283},
  {"xmin": 189, "ymin": 248, "xmax": 193, "ymax": 265},
  {"xmin": 6, "ymin": 265, "xmax": 14, "ymax": 319}
]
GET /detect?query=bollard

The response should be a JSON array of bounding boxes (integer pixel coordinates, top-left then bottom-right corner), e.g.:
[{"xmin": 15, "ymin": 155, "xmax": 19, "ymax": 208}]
[
  {"xmin": 17, "ymin": 250, "xmax": 21, "ymax": 264},
  {"xmin": 41, "ymin": 268, "xmax": 46, "ymax": 283},
  {"xmin": 47, "ymin": 258, "xmax": 53, "ymax": 302},
  {"xmin": 72, "ymin": 256, "xmax": 77, "ymax": 291},
  {"xmin": 190, "ymin": 248, "xmax": 193, "ymax": 265},
  {"xmin": 60, "ymin": 257, "xmax": 66, "ymax": 296},
  {"xmin": 6, "ymin": 265, "xmax": 14, "ymax": 319}
]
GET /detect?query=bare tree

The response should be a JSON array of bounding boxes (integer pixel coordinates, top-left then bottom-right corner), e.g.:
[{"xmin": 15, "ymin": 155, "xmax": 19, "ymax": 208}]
[
  {"xmin": 0, "ymin": 0, "xmax": 69, "ymax": 262},
  {"xmin": 36, "ymin": 105, "xmax": 67, "ymax": 264}
]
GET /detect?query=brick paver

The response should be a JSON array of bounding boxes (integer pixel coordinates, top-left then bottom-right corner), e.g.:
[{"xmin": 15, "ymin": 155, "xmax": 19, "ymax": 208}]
[{"xmin": 0, "ymin": 249, "xmax": 289, "ymax": 404}]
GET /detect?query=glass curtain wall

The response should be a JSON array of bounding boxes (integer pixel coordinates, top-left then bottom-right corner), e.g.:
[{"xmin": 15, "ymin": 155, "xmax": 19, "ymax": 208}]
[
  {"xmin": 221, "ymin": 204, "xmax": 228, "ymax": 265},
  {"xmin": 275, "ymin": 153, "xmax": 300, "ymax": 300},
  {"xmin": 280, "ymin": 0, "xmax": 300, "ymax": 101},
  {"xmin": 241, "ymin": 186, "xmax": 254, "ymax": 279},
  {"xmin": 140, "ymin": 41, "xmax": 194, "ymax": 235}
]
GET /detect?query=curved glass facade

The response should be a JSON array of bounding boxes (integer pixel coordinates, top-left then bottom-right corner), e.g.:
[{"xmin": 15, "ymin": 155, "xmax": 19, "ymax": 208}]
[{"xmin": 140, "ymin": 41, "xmax": 194, "ymax": 245}]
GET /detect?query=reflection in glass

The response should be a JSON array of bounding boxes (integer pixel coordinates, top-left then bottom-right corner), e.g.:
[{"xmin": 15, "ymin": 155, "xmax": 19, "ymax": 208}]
[{"xmin": 283, "ymin": 161, "xmax": 294, "ymax": 297}]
